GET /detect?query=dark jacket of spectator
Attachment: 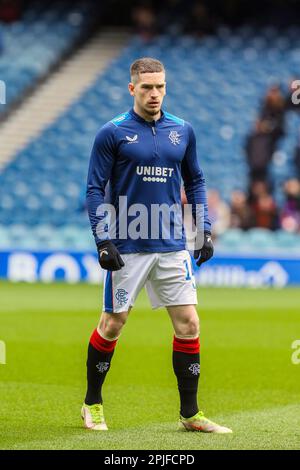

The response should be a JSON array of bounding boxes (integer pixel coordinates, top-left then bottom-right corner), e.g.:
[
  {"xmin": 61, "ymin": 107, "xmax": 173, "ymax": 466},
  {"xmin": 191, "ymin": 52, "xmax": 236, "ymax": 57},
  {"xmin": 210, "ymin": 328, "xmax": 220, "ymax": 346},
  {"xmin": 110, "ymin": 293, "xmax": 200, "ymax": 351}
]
[
  {"xmin": 246, "ymin": 120, "xmax": 274, "ymax": 182},
  {"xmin": 260, "ymin": 85, "xmax": 286, "ymax": 144}
]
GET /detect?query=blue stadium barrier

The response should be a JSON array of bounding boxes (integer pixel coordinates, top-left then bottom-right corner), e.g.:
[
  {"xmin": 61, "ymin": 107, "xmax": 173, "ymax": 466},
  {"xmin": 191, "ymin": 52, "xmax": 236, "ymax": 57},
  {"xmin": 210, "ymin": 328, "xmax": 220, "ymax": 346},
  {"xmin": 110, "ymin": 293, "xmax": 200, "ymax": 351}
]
[{"xmin": 0, "ymin": 250, "xmax": 299, "ymax": 287}]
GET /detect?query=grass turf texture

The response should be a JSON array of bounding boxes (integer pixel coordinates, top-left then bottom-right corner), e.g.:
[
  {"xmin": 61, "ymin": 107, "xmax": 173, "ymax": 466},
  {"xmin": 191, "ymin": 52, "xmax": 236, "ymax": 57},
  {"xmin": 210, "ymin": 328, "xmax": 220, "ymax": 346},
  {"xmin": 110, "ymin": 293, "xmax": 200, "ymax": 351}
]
[{"xmin": 0, "ymin": 282, "xmax": 299, "ymax": 450}]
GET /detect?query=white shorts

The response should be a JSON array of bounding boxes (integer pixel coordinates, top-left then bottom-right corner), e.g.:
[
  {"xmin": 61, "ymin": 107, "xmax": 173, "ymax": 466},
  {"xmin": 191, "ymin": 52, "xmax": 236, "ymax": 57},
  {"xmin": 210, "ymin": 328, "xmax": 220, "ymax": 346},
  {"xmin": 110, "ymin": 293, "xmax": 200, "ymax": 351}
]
[{"xmin": 102, "ymin": 250, "xmax": 197, "ymax": 313}]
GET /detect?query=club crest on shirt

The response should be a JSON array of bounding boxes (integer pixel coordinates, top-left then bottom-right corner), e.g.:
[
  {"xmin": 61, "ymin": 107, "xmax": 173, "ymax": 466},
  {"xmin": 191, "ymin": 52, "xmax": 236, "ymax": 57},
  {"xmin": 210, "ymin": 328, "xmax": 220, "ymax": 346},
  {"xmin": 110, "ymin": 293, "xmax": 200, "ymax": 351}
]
[{"xmin": 169, "ymin": 130, "xmax": 181, "ymax": 145}]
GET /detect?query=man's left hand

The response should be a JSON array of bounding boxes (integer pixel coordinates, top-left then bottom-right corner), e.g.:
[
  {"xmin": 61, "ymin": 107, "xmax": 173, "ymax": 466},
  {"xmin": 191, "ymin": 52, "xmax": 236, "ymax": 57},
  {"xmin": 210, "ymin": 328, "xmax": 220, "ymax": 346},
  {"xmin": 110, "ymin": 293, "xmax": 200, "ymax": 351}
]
[{"xmin": 194, "ymin": 232, "xmax": 214, "ymax": 267}]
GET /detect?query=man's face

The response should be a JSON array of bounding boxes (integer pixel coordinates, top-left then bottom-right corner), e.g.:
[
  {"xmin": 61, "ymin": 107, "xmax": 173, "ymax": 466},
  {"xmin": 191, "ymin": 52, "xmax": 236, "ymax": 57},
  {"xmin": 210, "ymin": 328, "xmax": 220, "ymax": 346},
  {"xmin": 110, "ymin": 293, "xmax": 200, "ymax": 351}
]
[{"xmin": 128, "ymin": 72, "xmax": 166, "ymax": 117}]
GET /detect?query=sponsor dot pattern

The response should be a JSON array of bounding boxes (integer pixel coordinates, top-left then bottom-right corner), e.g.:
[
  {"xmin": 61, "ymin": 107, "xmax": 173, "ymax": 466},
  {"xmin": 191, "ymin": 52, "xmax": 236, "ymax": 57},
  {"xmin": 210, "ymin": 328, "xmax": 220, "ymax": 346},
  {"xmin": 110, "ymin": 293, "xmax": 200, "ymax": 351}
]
[{"xmin": 142, "ymin": 177, "xmax": 167, "ymax": 183}]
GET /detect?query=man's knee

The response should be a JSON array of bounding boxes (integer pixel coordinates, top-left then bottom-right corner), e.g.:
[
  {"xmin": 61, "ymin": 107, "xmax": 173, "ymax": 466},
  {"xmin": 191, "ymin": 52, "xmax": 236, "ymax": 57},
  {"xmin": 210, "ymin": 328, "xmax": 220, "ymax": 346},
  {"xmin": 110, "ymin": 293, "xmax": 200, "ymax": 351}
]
[
  {"xmin": 98, "ymin": 312, "xmax": 128, "ymax": 339},
  {"xmin": 179, "ymin": 319, "xmax": 199, "ymax": 337},
  {"xmin": 175, "ymin": 311, "xmax": 199, "ymax": 338}
]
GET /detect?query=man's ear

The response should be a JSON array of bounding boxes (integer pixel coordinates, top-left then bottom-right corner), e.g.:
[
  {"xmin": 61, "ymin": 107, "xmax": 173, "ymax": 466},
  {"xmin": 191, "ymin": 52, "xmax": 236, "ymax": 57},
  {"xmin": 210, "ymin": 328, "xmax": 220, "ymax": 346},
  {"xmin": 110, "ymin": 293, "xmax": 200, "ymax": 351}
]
[{"xmin": 128, "ymin": 82, "xmax": 135, "ymax": 97}]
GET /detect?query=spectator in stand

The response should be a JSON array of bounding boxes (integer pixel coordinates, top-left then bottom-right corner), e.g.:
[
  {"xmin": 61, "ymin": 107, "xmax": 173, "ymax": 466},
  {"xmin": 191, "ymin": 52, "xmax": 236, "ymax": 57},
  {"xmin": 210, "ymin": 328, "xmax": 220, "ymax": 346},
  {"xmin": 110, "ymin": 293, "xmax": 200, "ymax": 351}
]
[
  {"xmin": 230, "ymin": 190, "xmax": 254, "ymax": 230},
  {"xmin": 132, "ymin": 1, "xmax": 157, "ymax": 41},
  {"xmin": 207, "ymin": 189, "xmax": 230, "ymax": 237},
  {"xmin": 0, "ymin": 0, "xmax": 21, "ymax": 22},
  {"xmin": 281, "ymin": 179, "xmax": 300, "ymax": 232},
  {"xmin": 245, "ymin": 119, "xmax": 274, "ymax": 183},
  {"xmin": 248, "ymin": 180, "xmax": 270, "ymax": 203},
  {"xmin": 245, "ymin": 85, "xmax": 286, "ymax": 185},
  {"xmin": 251, "ymin": 193, "xmax": 278, "ymax": 230},
  {"xmin": 184, "ymin": 0, "xmax": 216, "ymax": 38},
  {"xmin": 157, "ymin": 0, "xmax": 188, "ymax": 36},
  {"xmin": 248, "ymin": 180, "xmax": 278, "ymax": 230},
  {"xmin": 260, "ymin": 84, "xmax": 286, "ymax": 146}
]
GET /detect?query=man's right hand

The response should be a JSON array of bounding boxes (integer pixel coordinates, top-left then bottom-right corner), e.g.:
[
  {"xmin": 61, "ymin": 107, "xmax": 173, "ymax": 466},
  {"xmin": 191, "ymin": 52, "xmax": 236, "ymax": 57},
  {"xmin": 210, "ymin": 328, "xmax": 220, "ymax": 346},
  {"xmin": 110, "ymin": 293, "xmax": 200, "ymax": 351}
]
[{"xmin": 97, "ymin": 240, "xmax": 125, "ymax": 271}]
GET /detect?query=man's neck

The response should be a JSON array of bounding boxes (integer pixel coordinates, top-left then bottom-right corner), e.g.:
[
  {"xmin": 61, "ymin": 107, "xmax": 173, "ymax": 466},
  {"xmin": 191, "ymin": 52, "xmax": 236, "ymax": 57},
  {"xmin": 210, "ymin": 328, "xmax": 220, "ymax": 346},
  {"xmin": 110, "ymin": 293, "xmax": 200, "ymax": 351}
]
[{"xmin": 133, "ymin": 104, "xmax": 161, "ymax": 122}]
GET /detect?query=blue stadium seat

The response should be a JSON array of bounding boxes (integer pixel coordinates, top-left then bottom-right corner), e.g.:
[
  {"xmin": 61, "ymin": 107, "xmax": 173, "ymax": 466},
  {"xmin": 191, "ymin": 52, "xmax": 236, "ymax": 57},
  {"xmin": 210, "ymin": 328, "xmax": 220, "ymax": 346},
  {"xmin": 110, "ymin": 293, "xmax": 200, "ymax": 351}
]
[{"xmin": 0, "ymin": 0, "xmax": 98, "ymax": 115}]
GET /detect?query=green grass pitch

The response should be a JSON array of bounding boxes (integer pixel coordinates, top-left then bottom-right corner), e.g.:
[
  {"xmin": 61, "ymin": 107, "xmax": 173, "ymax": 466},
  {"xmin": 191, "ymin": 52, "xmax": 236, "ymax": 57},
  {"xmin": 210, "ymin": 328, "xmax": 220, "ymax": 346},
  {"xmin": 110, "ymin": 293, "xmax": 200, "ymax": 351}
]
[{"xmin": 0, "ymin": 281, "xmax": 299, "ymax": 450}]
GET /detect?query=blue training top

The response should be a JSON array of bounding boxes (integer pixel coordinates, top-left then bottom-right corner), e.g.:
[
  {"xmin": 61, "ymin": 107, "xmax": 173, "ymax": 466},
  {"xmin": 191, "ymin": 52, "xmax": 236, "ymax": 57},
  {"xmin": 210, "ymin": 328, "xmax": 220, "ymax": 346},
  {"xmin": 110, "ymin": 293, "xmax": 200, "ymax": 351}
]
[{"xmin": 86, "ymin": 107, "xmax": 211, "ymax": 253}]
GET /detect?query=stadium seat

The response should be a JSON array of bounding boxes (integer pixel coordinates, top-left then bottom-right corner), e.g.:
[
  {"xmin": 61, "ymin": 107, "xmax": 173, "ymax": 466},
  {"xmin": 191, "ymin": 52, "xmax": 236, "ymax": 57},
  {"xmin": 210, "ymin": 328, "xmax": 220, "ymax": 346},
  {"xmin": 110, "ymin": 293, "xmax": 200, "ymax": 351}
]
[{"xmin": 0, "ymin": 0, "xmax": 98, "ymax": 115}]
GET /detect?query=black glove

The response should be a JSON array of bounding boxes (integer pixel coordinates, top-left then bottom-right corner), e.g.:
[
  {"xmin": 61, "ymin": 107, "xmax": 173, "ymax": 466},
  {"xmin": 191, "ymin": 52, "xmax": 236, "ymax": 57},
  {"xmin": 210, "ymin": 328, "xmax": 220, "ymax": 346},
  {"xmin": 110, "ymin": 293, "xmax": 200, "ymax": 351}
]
[
  {"xmin": 194, "ymin": 231, "xmax": 214, "ymax": 267},
  {"xmin": 97, "ymin": 240, "xmax": 125, "ymax": 271}
]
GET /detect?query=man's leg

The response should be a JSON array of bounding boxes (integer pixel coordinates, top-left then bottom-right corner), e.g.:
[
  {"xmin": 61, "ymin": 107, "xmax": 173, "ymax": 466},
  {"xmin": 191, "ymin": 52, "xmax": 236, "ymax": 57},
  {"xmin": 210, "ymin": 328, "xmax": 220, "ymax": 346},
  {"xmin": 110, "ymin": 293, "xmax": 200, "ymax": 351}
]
[
  {"xmin": 167, "ymin": 304, "xmax": 232, "ymax": 433},
  {"xmin": 82, "ymin": 310, "xmax": 129, "ymax": 430},
  {"xmin": 82, "ymin": 253, "xmax": 156, "ymax": 430},
  {"xmin": 85, "ymin": 310, "xmax": 129, "ymax": 405},
  {"xmin": 167, "ymin": 305, "xmax": 200, "ymax": 419}
]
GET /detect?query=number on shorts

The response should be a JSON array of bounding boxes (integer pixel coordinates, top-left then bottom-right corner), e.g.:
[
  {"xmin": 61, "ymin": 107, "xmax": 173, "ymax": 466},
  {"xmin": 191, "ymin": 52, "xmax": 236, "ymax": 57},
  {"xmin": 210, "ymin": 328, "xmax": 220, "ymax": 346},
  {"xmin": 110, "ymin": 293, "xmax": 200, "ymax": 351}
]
[{"xmin": 184, "ymin": 259, "xmax": 192, "ymax": 281}]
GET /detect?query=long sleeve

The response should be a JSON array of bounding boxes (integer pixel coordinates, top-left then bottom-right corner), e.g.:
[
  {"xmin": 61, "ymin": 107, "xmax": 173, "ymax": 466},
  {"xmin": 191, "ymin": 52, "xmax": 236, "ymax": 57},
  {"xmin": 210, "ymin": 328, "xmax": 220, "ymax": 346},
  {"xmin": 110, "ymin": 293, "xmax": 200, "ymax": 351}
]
[
  {"xmin": 181, "ymin": 123, "xmax": 211, "ymax": 233},
  {"xmin": 86, "ymin": 123, "xmax": 116, "ymax": 244}
]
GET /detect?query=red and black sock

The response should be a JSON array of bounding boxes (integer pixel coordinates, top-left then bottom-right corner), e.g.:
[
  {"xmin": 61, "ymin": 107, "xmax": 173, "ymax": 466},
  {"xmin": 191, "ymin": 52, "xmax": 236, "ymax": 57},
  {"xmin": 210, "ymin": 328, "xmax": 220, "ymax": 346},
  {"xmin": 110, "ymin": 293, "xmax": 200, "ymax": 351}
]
[
  {"xmin": 172, "ymin": 336, "xmax": 200, "ymax": 419},
  {"xmin": 85, "ymin": 329, "xmax": 118, "ymax": 406}
]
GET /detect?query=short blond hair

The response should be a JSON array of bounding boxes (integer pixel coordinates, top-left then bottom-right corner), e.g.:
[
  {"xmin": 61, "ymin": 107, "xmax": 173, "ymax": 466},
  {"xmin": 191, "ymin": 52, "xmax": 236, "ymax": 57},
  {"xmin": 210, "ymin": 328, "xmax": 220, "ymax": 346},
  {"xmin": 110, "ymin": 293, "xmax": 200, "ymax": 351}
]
[{"xmin": 130, "ymin": 57, "xmax": 165, "ymax": 83}]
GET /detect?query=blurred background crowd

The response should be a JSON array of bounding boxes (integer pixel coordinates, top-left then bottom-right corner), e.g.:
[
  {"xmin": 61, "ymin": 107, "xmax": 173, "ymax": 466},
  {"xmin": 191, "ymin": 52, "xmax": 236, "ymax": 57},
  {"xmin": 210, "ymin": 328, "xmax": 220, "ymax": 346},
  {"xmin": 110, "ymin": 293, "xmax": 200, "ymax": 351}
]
[{"xmin": 209, "ymin": 81, "xmax": 300, "ymax": 237}]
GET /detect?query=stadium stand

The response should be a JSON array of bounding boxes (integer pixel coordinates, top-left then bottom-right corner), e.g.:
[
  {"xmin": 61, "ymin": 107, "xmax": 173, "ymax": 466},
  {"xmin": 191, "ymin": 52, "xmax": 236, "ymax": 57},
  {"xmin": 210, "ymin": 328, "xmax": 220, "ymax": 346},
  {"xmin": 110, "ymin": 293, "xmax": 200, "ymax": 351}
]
[
  {"xmin": 0, "ymin": 0, "xmax": 98, "ymax": 116},
  {"xmin": 0, "ymin": 29, "xmax": 129, "ymax": 169},
  {"xmin": 1, "ymin": 24, "xmax": 300, "ymax": 252}
]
